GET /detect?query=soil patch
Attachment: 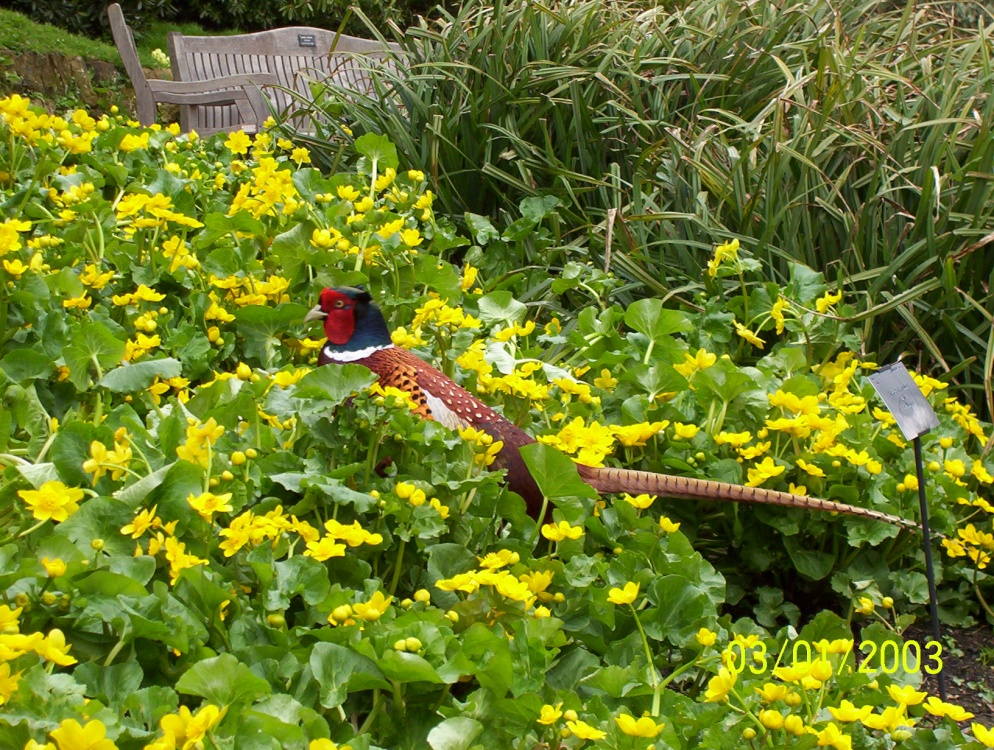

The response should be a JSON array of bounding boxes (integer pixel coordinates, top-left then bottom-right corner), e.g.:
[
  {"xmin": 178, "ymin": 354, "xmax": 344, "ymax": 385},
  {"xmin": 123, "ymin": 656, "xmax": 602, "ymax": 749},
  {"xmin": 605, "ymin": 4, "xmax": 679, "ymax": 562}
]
[{"xmin": 906, "ymin": 624, "xmax": 994, "ymax": 726}]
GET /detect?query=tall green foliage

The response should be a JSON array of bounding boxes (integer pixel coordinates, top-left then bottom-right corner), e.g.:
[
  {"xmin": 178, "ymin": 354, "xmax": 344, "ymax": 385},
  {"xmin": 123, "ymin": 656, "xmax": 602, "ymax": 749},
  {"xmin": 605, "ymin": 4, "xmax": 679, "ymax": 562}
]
[{"xmin": 299, "ymin": 0, "xmax": 994, "ymax": 415}]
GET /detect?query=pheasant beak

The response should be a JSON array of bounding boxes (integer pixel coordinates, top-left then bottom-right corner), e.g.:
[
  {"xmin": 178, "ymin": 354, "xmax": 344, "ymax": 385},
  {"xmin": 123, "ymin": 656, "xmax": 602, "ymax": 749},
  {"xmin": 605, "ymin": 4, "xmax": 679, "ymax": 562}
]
[{"xmin": 303, "ymin": 304, "xmax": 327, "ymax": 323}]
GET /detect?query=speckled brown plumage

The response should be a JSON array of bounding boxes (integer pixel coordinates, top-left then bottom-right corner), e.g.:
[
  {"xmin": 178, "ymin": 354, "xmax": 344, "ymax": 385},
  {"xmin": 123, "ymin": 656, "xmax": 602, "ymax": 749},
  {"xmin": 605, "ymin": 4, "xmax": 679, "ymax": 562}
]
[{"xmin": 361, "ymin": 347, "xmax": 544, "ymax": 517}]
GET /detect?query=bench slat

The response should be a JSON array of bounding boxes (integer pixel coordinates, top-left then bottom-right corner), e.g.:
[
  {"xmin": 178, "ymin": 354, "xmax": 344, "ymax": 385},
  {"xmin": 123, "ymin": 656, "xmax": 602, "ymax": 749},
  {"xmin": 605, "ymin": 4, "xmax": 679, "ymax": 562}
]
[{"xmin": 168, "ymin": 25, "xmax": 402, "ymax": 134}]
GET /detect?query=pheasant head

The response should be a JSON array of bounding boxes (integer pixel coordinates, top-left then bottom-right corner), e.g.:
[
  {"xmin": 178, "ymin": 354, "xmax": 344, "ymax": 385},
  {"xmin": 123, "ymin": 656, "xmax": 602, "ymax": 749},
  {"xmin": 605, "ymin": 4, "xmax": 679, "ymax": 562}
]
[{"xmin": 303, "ymin": 287, "xmax": 392, "ymax": 364}]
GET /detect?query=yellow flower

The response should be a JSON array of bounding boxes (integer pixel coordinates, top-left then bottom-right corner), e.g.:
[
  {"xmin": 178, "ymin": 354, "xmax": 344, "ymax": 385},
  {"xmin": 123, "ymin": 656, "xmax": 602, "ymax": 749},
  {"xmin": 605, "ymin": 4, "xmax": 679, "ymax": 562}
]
[
  {"xmin": 944, "ymin": 458, "xmax": 967, "ymax": 479},
  {"xmin": 672, "ymin": 422, "xmax": 699, "ymax": 439},
  {"xmin": 187, "ymin": 491, "xmax": 234, "ymax": 521},
  {"xmin": 0, "ymin": 662, "xmax": 21, "ymax": 706},
  {"xmin": 225, "ymin": 130, "xmax": 252, "ymax": 155},
  {"xmin": 746, "ymin": 456, "xmax": 786, "ymax": 487},
  {"xmin": 541, "ymin": 520, "xmax": 583, "ymax": 542},
  {"xmin": 622, "ymin": 493, "xmax": 655, "ymax": 510},
  {"xmin": 659, "ymin": 516, "xmax": 681, "ymax": 533},
  {"xmin": 811, "ymin": 722, "xmax": 851, "ymax": 750},
  {"xmin": 862, "ymin": 705, "xmax": 915, "ymax": 733},
  {"xmin": 40, "ymin": 557, "xmax": 67, "ymax": 578},
  {"xmin": 18, "ymin": 481, "xmax": 84, "ymax": 523},
  {"xmin": 35, "ymin": 628, "xmax": 77, "ymax": 666},
  {"xmin": 695, "ymin": 628, "xmax": 717, "ymax": 647},
  {"xmin": 537, "ymin": 702, "xmax": 563, "ymax": 724},
  {"xmin": 49, "ymin": 718, "xmax": 117, "ymax": 750},
  {"xmin": 119, "ymin": 132, "xmax": 150, "ymax": 152},
  {"xmin": 707, "ymin": 238, "xmax": 739, "ymax": 277},
  {"xmin": 828, "ymin": 700, "xmax": 873, "ymax": 723},
  {"xmin": 674, "ymin": 348, "xmax": 717, "ymax": 379},
  {"xmin": 593, "ymin": 369, "xmax": 618, "ymax": 389},
  {"xmin": 758, "ymin": 709, "xmax": 784, "ymax": 730},
  {"xmin": 400, "ymin": 228, "xmax": 423, "ymax": 247},
  {"xmin": 886, "ymin": 684, "xmax": 927, "ymax": 706},
  {"xmin": 395, "ymin": 481, "xmax": 427, "ymax": 507},
  {"xmin": 615, "ymin": 713, "xmax": 663, "ymax": 737},
  {"xmin": 714, "ymin": 431, "xmax": 752, "ymax": 448},
  {"xmin": 972, "ymin": 723, "xmax": 994, "ymax": 748},
  {"xmin": 704, "ymin": 666, "xmax": 737, "ymax": 702},
  {"xmin": 607, "ymin": 581, "xmax": 639, "ymax": 605},
  {"xmin": 795, "ymin": 458, "xmax": 825, "ymax": 477},
  {"xmin": 2, "ymin": 258, "xmax": 28, "ymax": 278},
  {"xmin": 733, "ymin": 321, "xmax": 765, "ymax": 348},
  {"xmin": 923, "ymin": 696, "xmax": 973, "ymax": 721},
  {"xmin": 755, "ymin": 683, "xmax": 790, "ymax": 702},
  {"xmin": 565, "ymin": 720, "xmax": 606, "ymax": 741},
  {"xmin": 353, "ymin": 591, "xmax": 392, "ymax": 622},
  {"xmin": 816, "ymin": 290, "xmax": 843, "ymax": 313},
  {"xmin": 336, "ymin": 184, "xmax": 360, "ymax": 202},
  {"xmin": 770, "ymin": 297, "xmax": 789, "ymax": 334}
]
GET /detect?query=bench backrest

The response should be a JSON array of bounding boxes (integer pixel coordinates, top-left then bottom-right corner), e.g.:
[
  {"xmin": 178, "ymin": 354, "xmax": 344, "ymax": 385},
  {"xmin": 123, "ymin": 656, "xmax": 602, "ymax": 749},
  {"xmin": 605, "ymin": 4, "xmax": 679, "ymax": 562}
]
[
  {"xmin": 107, "ymin": 3, "xmax": 155, "ymax": 125},
  {"xmin": 168, "ymin": 27, "xmax": 401, "ymax": 133}
]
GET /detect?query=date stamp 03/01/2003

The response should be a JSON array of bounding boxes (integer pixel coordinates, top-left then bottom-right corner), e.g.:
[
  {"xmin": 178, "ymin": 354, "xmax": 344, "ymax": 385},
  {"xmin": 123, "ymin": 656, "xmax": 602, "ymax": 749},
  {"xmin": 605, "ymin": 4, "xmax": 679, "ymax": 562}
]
[{"xmin": 724, "ymin": 638, "xmax": 943, "ymax": 677}]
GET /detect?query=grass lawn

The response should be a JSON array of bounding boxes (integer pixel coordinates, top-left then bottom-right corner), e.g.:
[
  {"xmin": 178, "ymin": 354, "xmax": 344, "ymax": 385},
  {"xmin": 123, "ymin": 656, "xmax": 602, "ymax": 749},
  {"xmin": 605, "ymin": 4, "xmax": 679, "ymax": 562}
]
[{"xmin": 0, "ymin": 7, "xmax": 235, "ymax": 70}]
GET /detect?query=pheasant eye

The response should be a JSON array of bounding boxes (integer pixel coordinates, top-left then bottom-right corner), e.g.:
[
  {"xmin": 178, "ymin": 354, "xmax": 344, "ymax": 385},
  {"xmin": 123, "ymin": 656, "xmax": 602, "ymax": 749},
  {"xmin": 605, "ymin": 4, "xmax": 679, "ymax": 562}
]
[{"xmin": 333, "ymin": 300, "xmax": 345, "ymax": 309}]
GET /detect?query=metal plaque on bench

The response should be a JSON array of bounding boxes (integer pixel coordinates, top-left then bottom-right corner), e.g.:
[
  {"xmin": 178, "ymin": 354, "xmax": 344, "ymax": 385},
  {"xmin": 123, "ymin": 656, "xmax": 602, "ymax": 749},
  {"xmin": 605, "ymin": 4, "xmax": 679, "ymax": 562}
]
[{"xmin": 298, "ymin": 34, "xmax": 316, "ymax": 47}]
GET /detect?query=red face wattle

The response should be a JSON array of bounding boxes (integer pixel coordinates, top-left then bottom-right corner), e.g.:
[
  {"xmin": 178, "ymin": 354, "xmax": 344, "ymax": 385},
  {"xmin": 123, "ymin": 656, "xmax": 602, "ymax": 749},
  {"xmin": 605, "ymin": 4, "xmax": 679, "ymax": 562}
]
[{"xmin": 318, "ymin": 288, "xmax": 356, "ymax": 345}]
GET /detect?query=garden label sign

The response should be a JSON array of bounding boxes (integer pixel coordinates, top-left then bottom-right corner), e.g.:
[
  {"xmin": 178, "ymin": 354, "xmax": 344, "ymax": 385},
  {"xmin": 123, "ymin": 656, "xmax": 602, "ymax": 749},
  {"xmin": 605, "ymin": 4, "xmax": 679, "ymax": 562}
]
[
  {"xmin": 866, "ymin": 361, "xmax": 946, "ymax": 699},
  {"xmin": 866, "ymin": 362, "xmax": 940, "ymax": 439}
]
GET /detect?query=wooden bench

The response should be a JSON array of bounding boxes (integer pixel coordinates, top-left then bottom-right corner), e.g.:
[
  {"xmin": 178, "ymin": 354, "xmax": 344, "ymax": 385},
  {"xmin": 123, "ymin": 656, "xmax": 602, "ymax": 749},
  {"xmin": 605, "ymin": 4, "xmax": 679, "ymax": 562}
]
[
  {"xmin": 107, "ymin": 3, "xmax": 277, "ymax": 136},
  {"xmin": 167, "ymin": 26, "xmax": 402, "ymax": 135}
]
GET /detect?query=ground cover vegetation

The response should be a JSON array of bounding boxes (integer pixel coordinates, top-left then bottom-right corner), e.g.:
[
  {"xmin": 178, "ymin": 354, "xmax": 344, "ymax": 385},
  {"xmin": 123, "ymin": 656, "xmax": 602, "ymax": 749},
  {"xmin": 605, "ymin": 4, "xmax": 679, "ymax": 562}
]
[
  {"xmin": 1, "ymin": 0, "xmax": 994, "ymax": 747},
  {"xmin": 1, "ymin": 87, "xmax": 994, "ymax": 748},
  {"xmin": 298, "ymin": 0, "xmax": 994, "ymax": 422}
]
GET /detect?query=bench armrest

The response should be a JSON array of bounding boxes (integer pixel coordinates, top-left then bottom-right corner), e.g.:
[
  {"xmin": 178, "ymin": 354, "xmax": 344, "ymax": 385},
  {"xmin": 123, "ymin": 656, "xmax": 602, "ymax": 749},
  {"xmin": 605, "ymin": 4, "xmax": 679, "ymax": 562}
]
[{"xmin": 147, "ymin": 72, "xmax": 279, "ymax": 98}]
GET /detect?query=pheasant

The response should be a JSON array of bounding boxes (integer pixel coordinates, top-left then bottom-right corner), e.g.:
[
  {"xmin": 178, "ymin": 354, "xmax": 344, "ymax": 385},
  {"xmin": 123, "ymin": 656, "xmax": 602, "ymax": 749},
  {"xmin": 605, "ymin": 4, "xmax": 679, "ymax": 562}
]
[{"xmin": 303, "ymin": 287, "xmax": 918, "ymax": 531}]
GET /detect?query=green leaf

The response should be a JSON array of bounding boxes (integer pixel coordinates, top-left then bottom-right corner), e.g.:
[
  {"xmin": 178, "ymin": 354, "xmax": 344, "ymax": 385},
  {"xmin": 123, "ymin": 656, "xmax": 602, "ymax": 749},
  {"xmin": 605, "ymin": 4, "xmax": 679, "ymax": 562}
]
[
  {"xmin": 295, "ymin": 363, "xmax": 376, "ymax": 404},
  {"xmin": 64, "ymin": 320, "xmax": 126, "ymax": 390},
  {"xmin": 75, "ymin": 570, "xmax": 149, "ymax": 598},
  {"xmin": 355, "ymin": 133, "xmax": 399, "ymax": 170},
  {"xmin": 518, "ymin": 195, "xmax": 559, "ymax": 223},
  {"xmin": 0, "ymin": 349, "xmax": 52, "ymax": 382},
  {"xmin": 50, "ymin": 421, "xmax": 105, "ymax": 487},
  {"xmin": 519, "ymin": 443, "xmax": 599, "ymax": 502},
  {"xmin": 783, "ymin": 536, "xmax": 836, "ymax": 580},
  {"xmin": 624, "ymin": 299, "xmax": 692, "ymax": 343},
  {"xmin": 309, "ymin": 642, "xmax": 388, "ymax": 708},
  {"xmin": 465, "ymin": 213, "xmax": 500, "ymax": 245},
  {"xmin": 272, "ymin": 222, "xmax": 321, "ymax": 285},
  {"xmin": 377, "ymin": 650, "xmax": 444, "ymax": 684},
  {"xmin": 427, "ymin": 717, "xmax": 484, "ymax": 750},
  {"xmin": 73, "ymin": 659, "xmax": 143, "ymax": 705},
  {"xmin": 16, "ymin": 462, "xmax": 59, "ymax": 488},
  {"xmin": 263, "ymin": 556, "xmax": 331, "ymax": 611},
  {"xmin": 175, "ymin": 653, "xmax": 271, "ymax": 706},
  {"xmin": 198, "ymin": 211, "xmax": 267, "ymax": 245},
  {"xmin": 233, "ymin": 304, "xmax": 310, "ymax": 364},
  {"xmin": 476, "ymin": 291, "xmax": 527, "ymax": 326},
  {"xmin": 643, "ymin": 576, "xmax": 713, "ymax": 642},
  {"xmin": 99, "ymin": 358, "xmax": 182, "ymax": 393}
]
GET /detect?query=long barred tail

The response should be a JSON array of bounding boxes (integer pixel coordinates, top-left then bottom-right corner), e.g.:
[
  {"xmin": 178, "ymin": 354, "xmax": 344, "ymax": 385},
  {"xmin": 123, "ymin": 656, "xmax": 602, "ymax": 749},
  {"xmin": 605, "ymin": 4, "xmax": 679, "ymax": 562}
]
[{"xmin": 576, "ymin": 464, "xmax": 921, "ymax": 532}]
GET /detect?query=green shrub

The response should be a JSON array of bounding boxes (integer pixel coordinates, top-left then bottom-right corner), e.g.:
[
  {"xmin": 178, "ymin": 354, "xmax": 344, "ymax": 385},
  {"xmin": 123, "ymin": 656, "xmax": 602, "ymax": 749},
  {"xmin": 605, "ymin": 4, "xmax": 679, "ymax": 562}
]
[
  {"xmin": 299, "ymin": 0, "xmax": 994, "ymax": 421},
  {"xmin": 165, "ymin": 0, "xmax": 439, "ymax": 35},
  {"xmin": 0, "ymin": 0, "xmax": 174, "ymax": 37}
]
